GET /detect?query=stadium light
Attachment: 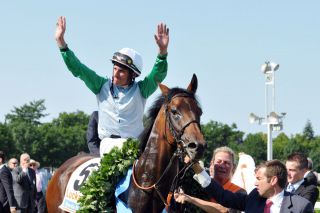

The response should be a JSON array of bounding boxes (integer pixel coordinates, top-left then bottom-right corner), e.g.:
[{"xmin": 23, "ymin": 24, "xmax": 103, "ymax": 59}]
[{"xmin": 249, "ymin": 61, "xmax": 285, "ymax": 160}]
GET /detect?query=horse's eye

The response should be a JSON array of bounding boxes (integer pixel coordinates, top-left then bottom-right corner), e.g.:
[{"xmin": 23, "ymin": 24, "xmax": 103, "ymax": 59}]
[
  {"xmin": 171, "ymin": 108, "xmax": 178, "ymax": 115},
  {"xmin": 171, "ymin": 108, "xmax": 181, "ymax": 120}
]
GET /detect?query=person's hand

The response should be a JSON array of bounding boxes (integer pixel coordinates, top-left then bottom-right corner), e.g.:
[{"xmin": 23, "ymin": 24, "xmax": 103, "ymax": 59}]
[
  {"xmin": 174, "ymin": 188, "xmax": 189, "ymax": 204},
  {"xmin": 21, "ymin": 161, "xmax": 29, "ymax": 170},
  {"xmin": 154, "ymin": 23, "xmax": 169, "ymax": 55},
  {"xmin": 184, "ymin": 155, "xmax": 191, "ymax": 164},
  {"xmin": 10, "ymin": 207, "xmax": 17, "ymax": 213},
  {"xmin": 55, "ymin": 16, "xmax": 67, "ymax": 48}
]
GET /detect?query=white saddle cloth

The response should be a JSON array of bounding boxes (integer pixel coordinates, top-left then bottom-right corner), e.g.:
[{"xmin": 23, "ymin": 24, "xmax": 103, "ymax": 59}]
[{"xmin": 99, "ymin": 138, "xmax": 127, "ymax": 157}]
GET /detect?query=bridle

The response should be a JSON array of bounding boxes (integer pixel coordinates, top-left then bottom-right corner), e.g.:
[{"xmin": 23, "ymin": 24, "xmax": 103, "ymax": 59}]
[
  {"xmin": 165, "ymin": 93, "xmax": 201, "ymax": 147},
  {"xmin": 132, "ymin": 92, "xmax": 202, "ymax": 210}
]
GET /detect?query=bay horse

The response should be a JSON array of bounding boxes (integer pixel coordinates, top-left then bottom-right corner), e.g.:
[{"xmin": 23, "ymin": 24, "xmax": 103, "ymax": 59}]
[{"xmin": 46, "ymin": 74, "xmax": 206, "ymax": 213}]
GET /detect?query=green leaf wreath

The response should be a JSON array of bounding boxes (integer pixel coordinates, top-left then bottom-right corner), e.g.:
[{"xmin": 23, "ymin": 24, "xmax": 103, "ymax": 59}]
[{"xmin": 78, "ymin": 138, "xmax": 139, "ymax": 213}]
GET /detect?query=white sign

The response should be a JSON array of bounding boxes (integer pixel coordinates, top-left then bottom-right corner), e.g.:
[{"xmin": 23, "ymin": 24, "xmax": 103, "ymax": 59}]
[{"xmin": 59, "ymin": 157, "xmax": 101, "ymax": 212}]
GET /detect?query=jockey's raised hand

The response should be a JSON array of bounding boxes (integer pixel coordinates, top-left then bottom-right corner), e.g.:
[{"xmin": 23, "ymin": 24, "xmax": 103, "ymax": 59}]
[
  {"xmin": 154, "ymin": 22, "xmax": 169, "ymax": 55},
  {"xmin": 55, "ymin": 16, "xmax": 67, "ymax": 49}
]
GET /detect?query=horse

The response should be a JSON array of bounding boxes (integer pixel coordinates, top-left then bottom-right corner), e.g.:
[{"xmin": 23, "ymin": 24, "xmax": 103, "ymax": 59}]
[{"xmin": 46, "ymin": 74, "xmax": 206, "ymax": 213}]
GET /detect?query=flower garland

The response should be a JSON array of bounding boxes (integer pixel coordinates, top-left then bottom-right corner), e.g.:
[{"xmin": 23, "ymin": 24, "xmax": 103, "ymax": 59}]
[{"xmin": 78, "ymin": 138, "xmax": 139, "ymax": 213}]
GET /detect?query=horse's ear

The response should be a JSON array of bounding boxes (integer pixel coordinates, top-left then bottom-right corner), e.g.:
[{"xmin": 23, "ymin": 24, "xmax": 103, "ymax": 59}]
[
  {"xmin": 187, "ymin": 74, "xmax": 198, "ymax": 93},
  {"xmin": 159, "ymin": 83, "xmax": 170, "ymax": 96}
]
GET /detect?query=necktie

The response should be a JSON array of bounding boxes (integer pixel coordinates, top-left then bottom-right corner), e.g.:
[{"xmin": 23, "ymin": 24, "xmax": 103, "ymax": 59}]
[
  {"xmin": 287, "ymin": 184, "xmax": 295, "ymax": 193},
  {"xmin": 264, "ymin": 199, "xmax": 273, "ymax": 213}
]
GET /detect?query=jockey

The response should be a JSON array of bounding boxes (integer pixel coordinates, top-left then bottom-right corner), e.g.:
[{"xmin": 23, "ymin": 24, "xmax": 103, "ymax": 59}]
[{"xmin": 55, "ymin": 16, "xmax": 169, "ymax": 155}]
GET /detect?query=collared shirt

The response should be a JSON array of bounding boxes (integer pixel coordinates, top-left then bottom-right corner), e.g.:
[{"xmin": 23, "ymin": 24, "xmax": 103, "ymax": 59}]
[
  {"xmin": 35, "ymin": 170, "xmax": 42, "ymax": 192},
  {"xmin": 0, "ymin": 164, "xmax": 4, "ymax": 170},
  {"xmin": 287, "ymin": 178, "xmax": 304, "ymax": 192},
  {"xmin": 269, "ymin": 190, "xmax": 284, "ymax": 213}
]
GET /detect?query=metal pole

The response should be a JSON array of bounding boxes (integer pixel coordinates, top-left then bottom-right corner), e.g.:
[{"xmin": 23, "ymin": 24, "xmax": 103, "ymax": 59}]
[{"xmin": 267, "ymin": 123, "xmax": 273, "ymax": 160}]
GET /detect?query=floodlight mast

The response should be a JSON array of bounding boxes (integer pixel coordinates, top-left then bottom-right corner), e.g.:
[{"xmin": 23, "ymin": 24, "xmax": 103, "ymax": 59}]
[{"xmin": 249, "ymin": 61, "xmax": 285, "ymax": 160}]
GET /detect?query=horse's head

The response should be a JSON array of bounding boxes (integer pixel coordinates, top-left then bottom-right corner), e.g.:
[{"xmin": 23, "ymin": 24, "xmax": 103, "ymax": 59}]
[{"xmin": 159, "ymin": 74, "xmax": 206, "ymax": 161}]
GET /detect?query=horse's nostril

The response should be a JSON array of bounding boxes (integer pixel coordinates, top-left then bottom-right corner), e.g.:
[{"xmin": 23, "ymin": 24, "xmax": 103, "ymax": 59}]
[{"xmin": 187, "ymin": 142, "xmax": 198, "ymax": 149}]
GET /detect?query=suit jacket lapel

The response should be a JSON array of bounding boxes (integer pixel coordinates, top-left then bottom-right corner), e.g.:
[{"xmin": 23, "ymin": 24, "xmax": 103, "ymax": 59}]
[
  {"xmin": 26, "ymin": 168, "xmax": 34, "ymax": 185},
  {"xmin": 294, "ymin": 181, "xmax": 305, "ymax": 195},
  {"xmin": 18, "ymin": 166, "xmax": 32, "ymax": 186},
  {"xmin": 280, "ymin": 191, "xmax": 294, "ymax": 212}
]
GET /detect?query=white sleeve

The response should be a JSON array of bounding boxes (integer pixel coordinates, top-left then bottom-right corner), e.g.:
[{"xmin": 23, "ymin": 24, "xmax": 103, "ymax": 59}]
[{"xmin": 193, "ymin": 170, "xmax": 211, "ymax": 188}]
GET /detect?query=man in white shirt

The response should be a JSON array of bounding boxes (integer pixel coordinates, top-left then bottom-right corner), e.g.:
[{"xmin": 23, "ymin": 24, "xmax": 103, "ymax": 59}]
[{"xmin": 189, "ymin": 159, "xmax": 313, "ymax": 213}]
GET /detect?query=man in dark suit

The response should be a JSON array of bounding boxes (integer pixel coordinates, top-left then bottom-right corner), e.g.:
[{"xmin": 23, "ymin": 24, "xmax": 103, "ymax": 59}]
[
  {"xmin": 286, "ymin": 152, "xmax": 319, "ymax": 207},
  {"xmin": 188, "ymin": 159, "xmax": 313, "ymax": 213},
  {"xmin": 0, "ymin": 151, "xmax": 17, "ymax": 213},
  {"xmin": 12, "ymin": 153, "xmax": 36, "ymax": 213},
  {"xmin": 305, "ymin": 157, "xmax": 318, "ymax": 186}
]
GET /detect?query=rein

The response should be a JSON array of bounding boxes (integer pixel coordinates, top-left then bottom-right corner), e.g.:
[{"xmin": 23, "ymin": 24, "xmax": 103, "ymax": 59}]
[{"xmin": 131, "ymin": 151, "xmax": 180, "ymax": 208}]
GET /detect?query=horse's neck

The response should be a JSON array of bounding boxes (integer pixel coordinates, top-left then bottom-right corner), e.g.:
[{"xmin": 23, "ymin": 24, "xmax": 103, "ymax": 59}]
[
  {"xmin": 139, "ymin": 116, "xmax": 176, "ymax": 173},
  {"xmin": 140, "ymin": 135, "xmax": 173, "ymax": 166}
]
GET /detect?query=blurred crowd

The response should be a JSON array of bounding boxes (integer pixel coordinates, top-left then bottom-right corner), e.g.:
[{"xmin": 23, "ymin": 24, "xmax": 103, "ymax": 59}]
[{"xmin": 0, "ymin": 151, "xmax": 52, "ymax": 213}]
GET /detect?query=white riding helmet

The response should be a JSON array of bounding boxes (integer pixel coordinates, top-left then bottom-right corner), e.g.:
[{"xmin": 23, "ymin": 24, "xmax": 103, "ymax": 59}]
[{"xmin": 111, "ymin": 48, "xmax": 143, "ymax": 76}]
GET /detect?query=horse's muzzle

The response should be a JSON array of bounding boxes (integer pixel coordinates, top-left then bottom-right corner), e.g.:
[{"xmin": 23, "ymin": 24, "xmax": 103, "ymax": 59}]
[{"xmin": 184, "ymin": 141, "xmax": 206, "ymax": 160}]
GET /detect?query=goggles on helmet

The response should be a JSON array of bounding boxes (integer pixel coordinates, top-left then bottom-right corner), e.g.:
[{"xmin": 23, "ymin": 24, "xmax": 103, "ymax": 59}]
[{"xmin": 112, "ymin": 52, "xmax": 140, "ymax": 76}]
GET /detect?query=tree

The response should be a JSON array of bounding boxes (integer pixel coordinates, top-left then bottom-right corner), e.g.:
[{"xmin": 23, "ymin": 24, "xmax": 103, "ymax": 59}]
[
  {"xmin": 5, "ymin": 100, "xmax": 48, "ymax": 125},
  {"xmin": 35, "ymin": 111, "xmax": 89, "ymax": 167},
  {"xmin": 1, "ymin": 100, "xmax": 89, "ymax": 167},
  {"xmin": 302, "ymin": 120, "xmax": 314, "ymax": 141},
  {"xmin": 308, "ymin": 137, "xmax": 320, "ymax": 171},
  {"xmin": 240, "ymin": 133, "xmax": 266, "ymax": 164},
  {"xmin": 0, "ymin": 123, "xmax": 17, "ymax": 157},
  {"xmin": 4, "ymin": 100, "xmax": 47, "ymax": 155},
  {"xmin": 272, "ymin": 132, "xmax": 289, "ymax": 161},
  {"xmin": 283, "ymin": 134, "xmax": 307, "ymax": 157},
  {"xmin": 201, "ymin": 121, "xmax": 244, "ymax": 166}
]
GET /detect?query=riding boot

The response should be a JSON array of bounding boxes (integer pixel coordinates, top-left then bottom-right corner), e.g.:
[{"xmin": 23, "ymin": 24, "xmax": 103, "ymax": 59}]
[{"xmin": 87, "ymin": 111, "xmax": 101, "ymax": 155}]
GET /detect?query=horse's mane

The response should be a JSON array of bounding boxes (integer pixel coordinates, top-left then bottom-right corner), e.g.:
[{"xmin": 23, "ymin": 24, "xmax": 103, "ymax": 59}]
[{"xmin": 138, "ymin": 87, "xmax": 201, "ymax": 153}]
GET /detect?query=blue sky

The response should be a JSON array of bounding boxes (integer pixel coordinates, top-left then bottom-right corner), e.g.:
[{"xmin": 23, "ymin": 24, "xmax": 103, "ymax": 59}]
[{"xmin": 1, "ymin": 1, "xmax": 319, "ymax": 137}]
